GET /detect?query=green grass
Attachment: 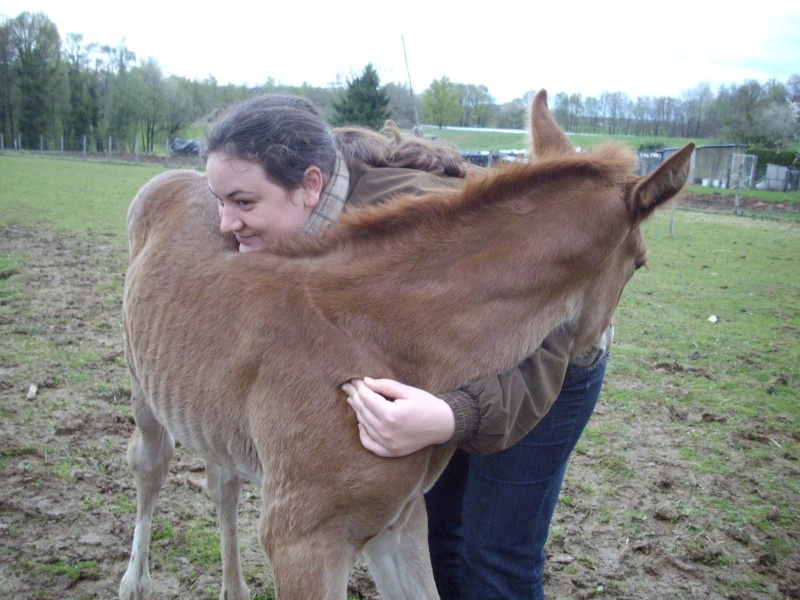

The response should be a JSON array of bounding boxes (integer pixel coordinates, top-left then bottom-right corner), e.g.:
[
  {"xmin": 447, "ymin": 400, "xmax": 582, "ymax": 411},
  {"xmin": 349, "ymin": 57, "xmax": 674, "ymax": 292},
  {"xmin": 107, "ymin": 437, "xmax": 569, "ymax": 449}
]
[
  {"xmin": 0, "ymin": 155, "xmax": 170, "ymax": 391},
  {"xmin": 181, "ymin": 523, "xmax": 222, "ymax": 566},
  {"xmin": 0, "ymin": 254, "xmax": 21, "ymax": 305},
  {"xmin": 3, "ymin": 322, "xmax": 108, "ymax": 388},
  {"xmin": 152, "ymin": 520, "xmax": 176, "ymax": 541},
  {"xmin": 594, "ymin": 210, "xmax": 800, "ymax": 541},
  {"xmin": 0, "ymin": 155, "xmax": 174, "ymax": 235},
  {"xmin": 53, "ymin": 456, "xmax": 78, "ymax": 479},
  {"xmin": 31, "ymin": 559, "xmax": 99, "ymax": 582},
  {"xmin": 615, "ymin": 212, "xmax": 799, "ymax": 402},
  {"xmin": 111, "ymin": 494, "xmax": 137, "ymax": 515},
  {"xmin": 685, "ymin": 184, "xmax": 800, "ymax": 203},
  {"xmin": 181, "ymin": 122, "xmax": 208, "ymax": 140}
]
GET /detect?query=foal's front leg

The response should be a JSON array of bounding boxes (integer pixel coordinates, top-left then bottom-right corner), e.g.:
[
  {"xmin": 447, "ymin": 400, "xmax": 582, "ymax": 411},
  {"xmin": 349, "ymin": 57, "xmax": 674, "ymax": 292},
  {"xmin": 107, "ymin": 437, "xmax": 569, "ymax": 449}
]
[
  {"xmin": 119, "ymin": 390, "xmax": 175, "ymax": 600},
  {"xmin": 206, "ymin": 461, "xmax": 250, "ymax": 600}
]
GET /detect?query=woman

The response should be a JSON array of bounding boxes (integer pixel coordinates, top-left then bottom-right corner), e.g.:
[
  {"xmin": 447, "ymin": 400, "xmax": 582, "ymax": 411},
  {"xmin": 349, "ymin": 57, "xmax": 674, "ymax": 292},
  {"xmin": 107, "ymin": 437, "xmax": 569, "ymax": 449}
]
[{"xmin": 204, "ymin": 94, "xmax": 610, "ymax": 600}]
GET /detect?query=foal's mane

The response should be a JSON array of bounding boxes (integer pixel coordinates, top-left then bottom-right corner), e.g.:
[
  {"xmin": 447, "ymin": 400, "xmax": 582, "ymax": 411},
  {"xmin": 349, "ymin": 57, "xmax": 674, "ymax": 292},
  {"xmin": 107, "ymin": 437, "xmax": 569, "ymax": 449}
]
[{"xmin": 277, "ymin": 143, "xmax": 638, "ymax": 258}]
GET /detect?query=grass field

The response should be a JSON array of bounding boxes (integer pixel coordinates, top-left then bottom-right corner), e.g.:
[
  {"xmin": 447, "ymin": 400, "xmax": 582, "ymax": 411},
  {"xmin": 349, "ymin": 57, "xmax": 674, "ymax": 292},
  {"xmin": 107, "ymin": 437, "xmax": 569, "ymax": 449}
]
[
  {"xmin": 420, "ymin": 125, "xmax": 700, "ymax": 153},
  {"xmin": 0, "ymin": 156, "xmax": 173, "ymax": 234},
  {"xmin": 0, "ymin": 154, "xmax": 798, "ymax": 598}
]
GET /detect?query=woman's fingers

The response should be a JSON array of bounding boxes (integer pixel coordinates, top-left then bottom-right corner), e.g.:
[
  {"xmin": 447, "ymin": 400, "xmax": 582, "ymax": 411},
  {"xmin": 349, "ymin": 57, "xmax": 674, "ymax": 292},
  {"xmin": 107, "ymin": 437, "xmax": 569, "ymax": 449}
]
[{"xmin": 342, "ymin": 377, "xmax": 455, "ymax": 457}]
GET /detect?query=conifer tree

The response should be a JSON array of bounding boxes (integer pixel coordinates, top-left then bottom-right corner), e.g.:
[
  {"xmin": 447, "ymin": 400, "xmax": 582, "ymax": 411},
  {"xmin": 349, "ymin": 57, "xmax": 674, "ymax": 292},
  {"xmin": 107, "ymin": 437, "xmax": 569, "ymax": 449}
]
[{"xmin": 331, "ymin": 63, "xmax": 390, "ymax": 130}]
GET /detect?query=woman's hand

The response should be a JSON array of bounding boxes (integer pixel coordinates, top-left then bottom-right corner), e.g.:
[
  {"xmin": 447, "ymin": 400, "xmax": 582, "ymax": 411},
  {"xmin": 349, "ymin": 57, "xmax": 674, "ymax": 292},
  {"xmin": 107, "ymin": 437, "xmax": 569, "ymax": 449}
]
[{"xmin": 342, "ymin": 377, "xmax": 455, "ymax": 457}]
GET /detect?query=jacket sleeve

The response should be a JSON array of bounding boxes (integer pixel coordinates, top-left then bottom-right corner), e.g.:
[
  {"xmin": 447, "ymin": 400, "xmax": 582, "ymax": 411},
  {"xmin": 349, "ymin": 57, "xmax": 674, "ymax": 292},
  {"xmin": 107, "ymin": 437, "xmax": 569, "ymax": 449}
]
[{"xmin": 437, "ymin": 328, "xmax": 573, "ymax": 455}]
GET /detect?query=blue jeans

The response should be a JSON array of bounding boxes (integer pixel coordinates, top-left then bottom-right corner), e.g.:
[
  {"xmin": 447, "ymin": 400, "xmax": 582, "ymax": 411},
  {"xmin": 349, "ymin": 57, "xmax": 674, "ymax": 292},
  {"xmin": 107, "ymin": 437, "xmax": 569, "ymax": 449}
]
[{"xmin": 425, "ymin": 355, "xmax": 608, "ymax": 600}]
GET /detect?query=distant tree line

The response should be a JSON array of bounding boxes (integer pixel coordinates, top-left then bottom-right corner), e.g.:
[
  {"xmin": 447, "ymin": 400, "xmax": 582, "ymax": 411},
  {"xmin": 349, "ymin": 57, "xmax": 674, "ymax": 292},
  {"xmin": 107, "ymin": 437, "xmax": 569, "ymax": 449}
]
[
  {"xmin": 547, "ymin": 81, "xmax": 800, "ymax": 148},
  {"xmin": 1, "ymin": 11, "xmax": 798, "ymax": 155}
]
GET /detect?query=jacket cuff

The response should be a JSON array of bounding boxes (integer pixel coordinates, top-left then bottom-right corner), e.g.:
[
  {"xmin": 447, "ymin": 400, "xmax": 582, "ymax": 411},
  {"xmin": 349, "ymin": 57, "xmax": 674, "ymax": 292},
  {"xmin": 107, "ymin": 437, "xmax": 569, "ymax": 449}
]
[
  {"xmin": 570, "ymin": 323, "xmax": 614, "ymax": 367},
  {"xmin": 437, "ymin": 389, "xmax": 480, "ymax": 445}
]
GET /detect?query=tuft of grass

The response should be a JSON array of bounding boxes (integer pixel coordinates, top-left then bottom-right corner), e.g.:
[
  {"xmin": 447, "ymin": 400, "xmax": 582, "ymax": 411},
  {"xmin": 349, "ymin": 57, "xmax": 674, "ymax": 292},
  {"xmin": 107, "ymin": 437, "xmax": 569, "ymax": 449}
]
[
  {"xmin": 180, "ymin": 522, "xmax": 222, "ymax": 567},
  {"xmin": 152, "ymin": 520, "xmax": 176, "ymax": 542},
  {"xmin": 0, "ymin": 254, "xmax": 21, "ymax": 308},
  {"xmin": 31, "ymin": 559, "xmax": 99, "ymax": 582},
  {"xmin": 1, "ymin": 445, "xmax": 39, "ymax": 458},
  {"xmin": 53, "ymin": 457, "xmax": 77, "ymax": 479},
  {"xmin": 0, "ymin": 254, "xmax": 19, "ymax": 279},
  {"xmin": 111, "ymin": 494, "xmax": 137, "ymax": 514}
]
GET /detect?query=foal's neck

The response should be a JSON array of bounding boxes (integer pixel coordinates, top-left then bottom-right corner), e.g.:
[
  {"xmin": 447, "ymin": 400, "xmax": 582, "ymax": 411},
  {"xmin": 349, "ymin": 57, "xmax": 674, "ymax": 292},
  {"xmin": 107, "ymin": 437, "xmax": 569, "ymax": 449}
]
[{"xmin": 306, "ymin": 220, "xmax": 577, "ymax": 392}]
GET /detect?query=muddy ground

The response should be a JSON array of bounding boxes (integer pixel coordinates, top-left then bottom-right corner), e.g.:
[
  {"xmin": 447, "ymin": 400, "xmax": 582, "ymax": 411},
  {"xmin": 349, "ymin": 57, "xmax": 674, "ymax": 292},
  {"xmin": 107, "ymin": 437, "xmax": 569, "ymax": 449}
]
[
  {"xmin": 0, "ymin": 194, "xmax": 797, "ymax": 599},
  {"xmin": 679, "ymin": 193, "xmax": 799, "ymax": 216}
]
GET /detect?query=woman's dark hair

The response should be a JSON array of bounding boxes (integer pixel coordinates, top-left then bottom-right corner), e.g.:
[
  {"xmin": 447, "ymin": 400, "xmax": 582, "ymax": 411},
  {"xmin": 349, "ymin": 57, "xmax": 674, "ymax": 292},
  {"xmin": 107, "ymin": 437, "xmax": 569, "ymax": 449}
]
[
  {"xmin": 207, "ymin": 94, "xmax": 471, "ymax": 188},
  {"xmin": 205, "ymin": 94, "xmax": 337, "ymax": 189}
]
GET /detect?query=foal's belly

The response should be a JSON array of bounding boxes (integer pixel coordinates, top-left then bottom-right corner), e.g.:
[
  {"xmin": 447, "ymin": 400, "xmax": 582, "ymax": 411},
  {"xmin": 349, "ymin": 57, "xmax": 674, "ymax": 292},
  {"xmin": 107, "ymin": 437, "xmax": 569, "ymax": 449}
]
[{"xmin": 145, "ymin": 386, "xmax": 264, "ymax": 484}]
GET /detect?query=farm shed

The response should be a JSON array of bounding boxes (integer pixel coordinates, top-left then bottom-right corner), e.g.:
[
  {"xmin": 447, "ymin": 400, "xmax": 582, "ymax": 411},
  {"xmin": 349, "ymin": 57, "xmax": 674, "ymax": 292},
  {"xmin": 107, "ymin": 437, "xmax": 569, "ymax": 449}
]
[
  {"xmin": 757, "ymin": 164, "xmax": 800, "ymax": 191},
  {"xmin": 642, "ymin": 144, "xmax": 752, "ymax": 189},
  {"xmin": 690, "ymin": 144, "xmax": 749, "ymax": 188},
  {"xmin": 461, "ymin": 150, "xmax": 526, "ymax": 168}
]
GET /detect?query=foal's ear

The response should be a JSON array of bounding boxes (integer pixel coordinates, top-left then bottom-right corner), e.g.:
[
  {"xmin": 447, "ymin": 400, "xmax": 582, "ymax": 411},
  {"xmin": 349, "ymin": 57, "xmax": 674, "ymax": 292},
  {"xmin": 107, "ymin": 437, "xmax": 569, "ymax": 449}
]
[
  {"xmin": 529, "ymin": 89, "xmax": 575, "ymax": 159},
  {"xmin": 629, "ymin": 142, "xmax": 695, "ymax": 218}
]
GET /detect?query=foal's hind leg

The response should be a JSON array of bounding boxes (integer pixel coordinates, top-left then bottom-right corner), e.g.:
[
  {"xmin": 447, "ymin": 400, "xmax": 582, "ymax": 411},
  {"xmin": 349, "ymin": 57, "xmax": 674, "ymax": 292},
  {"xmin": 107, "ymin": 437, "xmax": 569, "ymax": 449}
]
[
  {"xmin": 206, "ymin": 461, "xmax": 250, "ymax": 600},
  {"xmin": 119, "ymin": 379, "xmax": 174, "ymax": 600},
  {"xmin": 362, "ymin": 495, "xmax": 440, "ymax": 600}
]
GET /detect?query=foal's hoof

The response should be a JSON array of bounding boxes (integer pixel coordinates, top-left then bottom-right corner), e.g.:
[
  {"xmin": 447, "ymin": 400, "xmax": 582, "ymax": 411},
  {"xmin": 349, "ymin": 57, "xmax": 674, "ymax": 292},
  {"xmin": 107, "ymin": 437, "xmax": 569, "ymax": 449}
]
[{"xmin": 119, "ymin": 570, "xmax": 151, "ymax": 600}]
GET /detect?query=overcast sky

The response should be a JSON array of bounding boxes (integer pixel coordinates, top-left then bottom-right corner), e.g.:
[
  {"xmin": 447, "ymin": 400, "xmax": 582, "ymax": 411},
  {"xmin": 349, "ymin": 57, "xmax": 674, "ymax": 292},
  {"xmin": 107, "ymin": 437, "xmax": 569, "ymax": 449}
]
[{"xmin": 4, "ymin": 0, "xmax": 799, "ymax": 104}]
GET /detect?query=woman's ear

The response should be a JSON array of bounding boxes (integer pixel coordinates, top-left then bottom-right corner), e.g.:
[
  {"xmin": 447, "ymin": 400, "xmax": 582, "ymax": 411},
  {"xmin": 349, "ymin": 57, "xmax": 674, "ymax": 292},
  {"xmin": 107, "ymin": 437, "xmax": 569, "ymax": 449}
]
[{"xmin": 301, "ymin": 166, "xmax": 324, "ymax": 208}]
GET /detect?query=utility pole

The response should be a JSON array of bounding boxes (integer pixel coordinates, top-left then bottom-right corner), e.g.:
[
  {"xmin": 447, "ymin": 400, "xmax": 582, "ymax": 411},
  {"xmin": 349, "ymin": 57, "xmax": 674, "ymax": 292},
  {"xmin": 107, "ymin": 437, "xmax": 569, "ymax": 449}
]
[{"xmin": 402, "ymin": 35, "xmax": 422, "ymax": 136}]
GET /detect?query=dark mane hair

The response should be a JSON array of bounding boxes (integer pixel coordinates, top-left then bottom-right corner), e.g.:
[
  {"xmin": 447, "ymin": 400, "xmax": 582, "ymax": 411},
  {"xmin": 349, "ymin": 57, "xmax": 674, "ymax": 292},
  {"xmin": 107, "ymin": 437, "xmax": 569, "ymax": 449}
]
[{"xmin": 333, "ymin": 123, "xmax": 469, "ymax": 178}]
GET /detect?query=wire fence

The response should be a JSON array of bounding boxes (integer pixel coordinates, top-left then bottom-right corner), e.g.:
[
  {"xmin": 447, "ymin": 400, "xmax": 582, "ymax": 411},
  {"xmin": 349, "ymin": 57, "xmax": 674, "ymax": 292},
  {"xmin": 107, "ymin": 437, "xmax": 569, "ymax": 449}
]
[
  {"xmin": 0, "ymin": 133, "xmax": 204, "ymax": 169},
  {"xmin": 5, "ymin": 133, "xmax": 799, "ymax": 192}
]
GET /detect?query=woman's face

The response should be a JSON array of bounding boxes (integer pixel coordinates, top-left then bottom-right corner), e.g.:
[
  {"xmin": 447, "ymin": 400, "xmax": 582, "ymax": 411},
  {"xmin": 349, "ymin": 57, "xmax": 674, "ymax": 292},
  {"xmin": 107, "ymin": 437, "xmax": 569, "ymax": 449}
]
[{"xmin": 206, "ymin": 152, "xmax": 319, "ymax": 253}]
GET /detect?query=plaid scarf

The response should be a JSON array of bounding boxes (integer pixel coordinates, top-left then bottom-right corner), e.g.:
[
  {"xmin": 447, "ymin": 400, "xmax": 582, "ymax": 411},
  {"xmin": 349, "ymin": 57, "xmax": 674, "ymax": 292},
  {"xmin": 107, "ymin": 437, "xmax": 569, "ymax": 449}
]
[{"xmin": 299, "ymin": 150, "xmax": 350, "ymax": 239}]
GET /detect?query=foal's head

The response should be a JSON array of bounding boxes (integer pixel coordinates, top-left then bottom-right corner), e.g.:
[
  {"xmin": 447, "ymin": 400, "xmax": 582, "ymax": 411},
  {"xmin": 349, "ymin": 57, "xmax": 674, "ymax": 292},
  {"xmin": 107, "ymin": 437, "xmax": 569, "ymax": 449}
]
[{"xmin": 527, "ymin": 90, "xmax": 695, "ymax": 354}]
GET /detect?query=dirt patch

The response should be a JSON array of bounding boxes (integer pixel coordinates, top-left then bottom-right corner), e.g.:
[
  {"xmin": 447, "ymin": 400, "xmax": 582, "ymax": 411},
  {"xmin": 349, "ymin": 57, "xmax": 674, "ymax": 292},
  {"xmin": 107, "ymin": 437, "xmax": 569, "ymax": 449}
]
[
  {"xmin": 1, "ymin": 225, "xmax": 797, "ymax": 599},
  {"xmin": 680, "ymin": 192, "xmax": 799, "ymax": 216}
]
